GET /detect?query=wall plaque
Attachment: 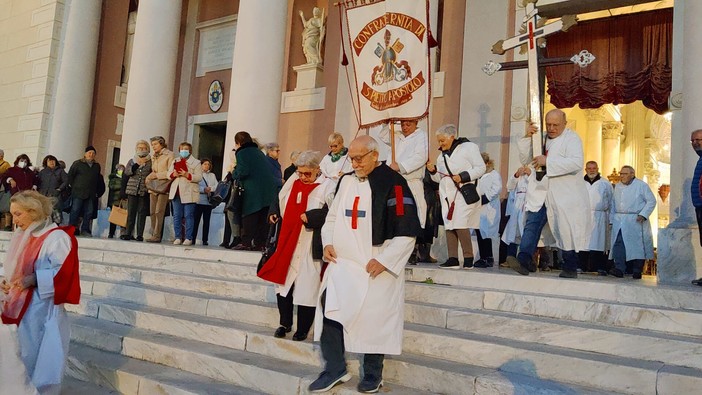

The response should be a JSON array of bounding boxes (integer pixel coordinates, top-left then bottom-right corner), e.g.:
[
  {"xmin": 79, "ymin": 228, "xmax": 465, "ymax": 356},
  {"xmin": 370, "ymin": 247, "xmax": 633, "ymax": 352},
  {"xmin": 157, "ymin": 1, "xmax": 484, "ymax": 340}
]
[{"xmin": 196, "ymin": 21, "xmax": 236, "ymax": 77}]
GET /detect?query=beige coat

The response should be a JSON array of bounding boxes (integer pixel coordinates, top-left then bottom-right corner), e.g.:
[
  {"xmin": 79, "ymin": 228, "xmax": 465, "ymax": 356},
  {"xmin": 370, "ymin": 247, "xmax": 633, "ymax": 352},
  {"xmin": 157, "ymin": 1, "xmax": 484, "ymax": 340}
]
[
  {"xmin": 168, "ymin": 155, "xmax": 202, "ymax": 204},
  {"xmin": 148, "ymin": 148, "xmax": 175, "ymax": 195}
]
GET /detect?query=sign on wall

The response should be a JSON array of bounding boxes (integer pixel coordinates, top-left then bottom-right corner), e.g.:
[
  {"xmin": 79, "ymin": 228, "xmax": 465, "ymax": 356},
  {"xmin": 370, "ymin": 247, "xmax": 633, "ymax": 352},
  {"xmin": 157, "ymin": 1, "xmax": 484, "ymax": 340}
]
[{"xmin": 196, "ymin": 20, "xmax": 236, "ymax": 77}]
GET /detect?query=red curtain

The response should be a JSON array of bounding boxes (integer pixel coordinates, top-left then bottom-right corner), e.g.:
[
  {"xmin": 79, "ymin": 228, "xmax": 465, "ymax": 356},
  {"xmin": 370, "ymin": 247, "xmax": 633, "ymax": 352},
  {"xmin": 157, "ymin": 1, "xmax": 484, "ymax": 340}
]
[{"xmin": 545, "ymin": 9, "xmax": 673, "ymax": 114}]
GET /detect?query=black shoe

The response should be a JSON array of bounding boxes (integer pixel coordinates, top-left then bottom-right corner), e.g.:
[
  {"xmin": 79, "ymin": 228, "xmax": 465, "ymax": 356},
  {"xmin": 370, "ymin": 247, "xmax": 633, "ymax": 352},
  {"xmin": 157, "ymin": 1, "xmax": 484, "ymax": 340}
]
[
  {"xmin": 692, "ymin": 277, "xmax": 702, "ymax": 286},
  {"xmin": 609, "ymin": 268, "xmax": 624, "ymax": 278},
  {"xmin": 232, "ymin": 244, "xmax": 252, "ymax": 251},
  {"xmin": 308, "ymin": 371, "xmax": 352, "ymax": 393},
  {"xmin": 439, "ymin": 257, "xmax": 460, "ymax": 268},
  {"xmin": 292, "ymin": 332, "xmax": 308, "ymax": 341},
  {"xmin": 559, "ymin": 270, "xmax": 578, "ymax": 279},
  {"xmin": 408, "ymin": 253, "xmax": 418, "ymax": 265},
  {"xmin": 203, "ymin": 241, "xmax": 208, "ymax": 246},
  {"xmin": 357, "ymin": 376, "xmax": 383, "ymax": 393},
  {"xmin": 597, "ymin": 270, "xmax": 608, "ymax": 276},
  {"xmin": 463, "ymin": 257, "xmax": 474, "ymax": 269},
  {"xmin": 273, "ymin": 326, "xmax": 291, "ymax": 338},
  {"xmin": 473, "ymin": 259, "xmax": 493, "ymax": 268},
  {"xmin": 119, "ymin": 235, "xmax": 132, "ymax": 241},
  {"xmin": 506, "ymin": 256, "xmax": 529, "ymax": 276},
  {"xmin": 135, "ymin": 236, "xmax": 144, "ymax": 242},
  {"xmin": 632, "ymin": 272, "xmax": 642, "ymax": 280},
  {"xmin": 108, "ymin": 234, "xmax": 114, "ymax": 239},
  {"xmin": 219, "ymin": 241, "xmax": 228, "ymax": 247}
]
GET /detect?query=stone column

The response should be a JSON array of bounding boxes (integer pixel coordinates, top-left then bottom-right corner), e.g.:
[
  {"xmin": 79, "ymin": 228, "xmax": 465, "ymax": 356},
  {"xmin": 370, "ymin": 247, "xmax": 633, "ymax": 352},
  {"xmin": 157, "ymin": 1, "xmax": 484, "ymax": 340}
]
[
  {"xmin": 119, "ymin": 0, "xmax": 182, "ymax": 164},
  {"xmin": 601, "ymin": 121, "xmax": 622, "ymax": 178},
  {"xmin": 48, "ymin": 0, "xmax": 102, "ymax": 162},
  {"xmin": 584, "ymin": 108, "xmax": 605, "ymax": 165},
  {"xmin": 224, "ymin": 0, "xmax": 289, "ymax": 160},
  {"xmin": 658, "ymin": 0, "xmax": 702, "ymax": 284}
]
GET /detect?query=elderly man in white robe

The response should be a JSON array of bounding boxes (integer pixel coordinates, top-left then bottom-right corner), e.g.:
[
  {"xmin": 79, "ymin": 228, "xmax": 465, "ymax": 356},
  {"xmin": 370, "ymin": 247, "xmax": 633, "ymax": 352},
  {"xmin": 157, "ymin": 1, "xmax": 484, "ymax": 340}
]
[
  {"xmin": 582, "ymin": 161, "xmax": 613, "ymax": 275},
  {"xmin": 507, "ymin": 109, "xmax": 591, "ymax": 278},
  {"xmin": 609, "ymin": 166, "xmax": 656, "ymax": 279},
  {"xmin": 309, "ymin": 135, "xmax": 421, "ymax": 393},
  {"xmin": 378, "ymin": 119, "xmax": 428, "ymax": 263}
]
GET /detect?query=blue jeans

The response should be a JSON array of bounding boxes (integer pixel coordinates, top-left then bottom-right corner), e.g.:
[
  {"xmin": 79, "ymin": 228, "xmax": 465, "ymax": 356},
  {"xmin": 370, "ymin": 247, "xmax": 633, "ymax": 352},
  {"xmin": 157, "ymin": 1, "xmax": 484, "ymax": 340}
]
[
  {"xmin": 171, "ymin": 195, "xmax": 195, "ymax": 240},
  {"xmin": 612, "ymin": 230, "xmax": 644, "ymax": 274},
  {"xmin": 517, "ymin": 204, "xmax": 578, "ymax": 272},
  {"xmin": 69, "ymin": 196, "xmax": 94, "ymax": 234}
]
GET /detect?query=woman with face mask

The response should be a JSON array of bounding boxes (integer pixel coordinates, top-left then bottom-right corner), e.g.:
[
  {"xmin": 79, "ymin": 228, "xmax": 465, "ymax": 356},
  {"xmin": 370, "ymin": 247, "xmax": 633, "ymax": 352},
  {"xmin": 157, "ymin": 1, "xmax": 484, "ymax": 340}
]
[
  {"xmin": 167, "ymin": 142, "xmax": 202, "ymax": 245},
  {"xmin": 2, "ymin": 155, "xmax": 40, "ymax": 228},
  {"xmin": 121, "ymin": 140, "xmax": 153, "ymax": 241},
  {"xmin": 37, "ymin": 155, "xmax": 69, "ymax": 224}
]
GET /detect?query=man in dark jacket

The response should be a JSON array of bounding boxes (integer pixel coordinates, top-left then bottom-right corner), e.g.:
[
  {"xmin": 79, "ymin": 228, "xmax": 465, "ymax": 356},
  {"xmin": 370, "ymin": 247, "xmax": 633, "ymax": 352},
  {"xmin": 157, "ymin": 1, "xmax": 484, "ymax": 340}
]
[{"xmin": 68, "ymin": 146, "xmax": 102, "ymax": 236}]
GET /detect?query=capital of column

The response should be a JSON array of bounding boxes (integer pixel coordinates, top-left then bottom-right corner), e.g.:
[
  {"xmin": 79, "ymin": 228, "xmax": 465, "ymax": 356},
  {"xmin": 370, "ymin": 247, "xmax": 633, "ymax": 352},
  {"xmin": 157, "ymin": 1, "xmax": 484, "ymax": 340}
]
[
  {"xmin": 602, "ymin": 121, "xmax": 623, "ymax": 139},
  {"xmin": 584, "ymin": 108, "xmax": 607, "ymax": 122}
]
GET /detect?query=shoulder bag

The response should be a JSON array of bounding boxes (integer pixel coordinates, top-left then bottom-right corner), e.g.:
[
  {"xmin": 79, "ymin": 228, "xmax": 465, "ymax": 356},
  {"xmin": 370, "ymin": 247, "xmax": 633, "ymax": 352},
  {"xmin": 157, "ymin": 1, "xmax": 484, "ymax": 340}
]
[{"xmin": 442, "ymin": 154, "xmax": 480, "ymax": 205}]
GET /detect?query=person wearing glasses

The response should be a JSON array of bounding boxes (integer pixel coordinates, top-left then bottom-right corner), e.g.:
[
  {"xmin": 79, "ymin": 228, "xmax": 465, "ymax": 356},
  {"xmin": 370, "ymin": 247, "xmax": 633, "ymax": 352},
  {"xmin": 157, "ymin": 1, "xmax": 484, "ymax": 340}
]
[
  {"xmin": 319, "ymin": 132, "xmax": 352, "ymax": 182},
  {"xmin": 609, "ymin": 166, "xmax": 656, "ymax": 279},
  {"xmin": 257, "ymin": 151, "xmax": 334, "ymax": 342},
  {"xmin": 265, "ymin": 142, "xmax": 283, "ymax": 189},
  {"xmin": 309, "ymin": 135, "xmax": 420, "ymax": 393}
]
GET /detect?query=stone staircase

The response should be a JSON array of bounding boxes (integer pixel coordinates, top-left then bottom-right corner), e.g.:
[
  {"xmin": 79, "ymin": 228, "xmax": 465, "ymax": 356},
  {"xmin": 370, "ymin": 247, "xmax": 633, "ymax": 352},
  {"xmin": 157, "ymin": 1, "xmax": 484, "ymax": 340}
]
[{"xmin": 1, "ymin": 231, "xmax": 701, "ymax": 394}]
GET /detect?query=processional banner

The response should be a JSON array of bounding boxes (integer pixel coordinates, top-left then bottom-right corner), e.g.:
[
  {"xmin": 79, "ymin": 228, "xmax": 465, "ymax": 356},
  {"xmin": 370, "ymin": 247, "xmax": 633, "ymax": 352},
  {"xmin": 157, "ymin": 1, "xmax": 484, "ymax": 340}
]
[{"xmin": 342, "ymin": 0, "xmax": 431, "ymax": 128}]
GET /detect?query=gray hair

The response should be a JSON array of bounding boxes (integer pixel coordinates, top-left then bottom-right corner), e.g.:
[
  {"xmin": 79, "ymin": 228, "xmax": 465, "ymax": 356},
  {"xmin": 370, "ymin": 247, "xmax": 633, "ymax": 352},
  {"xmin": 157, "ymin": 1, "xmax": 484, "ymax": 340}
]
[
  {"xmin": 264, "ymin": 142, "xmax": 280, "ymax": 153},
  {"xmin": 135, "ymin": 139, "xmax": 149, "ymax": 149},
  {"xmin": 0, "ymin": 149, "xmax": 4, "ymax": 157},
  {"xmin": 289, "ymin": 150, "xmax": 301, "ymax": 161},
  {"xmin": 294, "ymin": 150, "xmax": 321, "ymax": 168},
  {"xmin": 435, "ymin": 124, "xmax": 458, "ymax": 138},
  {"xmin": 621, "ymin": 165, "xmax": 635, "ymax": 175},
  {"xmin": 150, "ymin": 136, "xmax": 167, "ymax": 148}
]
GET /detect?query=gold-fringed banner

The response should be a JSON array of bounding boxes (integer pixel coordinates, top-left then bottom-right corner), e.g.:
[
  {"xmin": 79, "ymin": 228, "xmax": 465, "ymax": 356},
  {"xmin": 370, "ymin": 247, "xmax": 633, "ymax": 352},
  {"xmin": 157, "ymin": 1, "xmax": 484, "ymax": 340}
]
[{"xmin": 341, "ymin": 0, "xmax": 431, "ymax": 127}]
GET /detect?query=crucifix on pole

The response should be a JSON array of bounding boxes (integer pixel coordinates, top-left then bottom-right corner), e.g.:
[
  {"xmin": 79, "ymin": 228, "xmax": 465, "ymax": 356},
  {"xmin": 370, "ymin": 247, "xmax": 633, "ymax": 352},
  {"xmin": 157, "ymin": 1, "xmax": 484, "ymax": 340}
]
[{"xmin": 488, "ymin": 0, "xmax": 580, "ymax": 158}]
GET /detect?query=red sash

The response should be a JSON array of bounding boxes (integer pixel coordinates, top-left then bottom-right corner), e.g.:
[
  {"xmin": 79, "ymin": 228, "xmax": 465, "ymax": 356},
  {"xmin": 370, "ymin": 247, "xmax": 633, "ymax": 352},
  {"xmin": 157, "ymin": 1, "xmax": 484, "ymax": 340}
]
[
  {"xmin": 257, "ymin": 180, "xmax": 320, "ymax": 285},
  {"xmin": 1, "ymin": 226, "xmax": 80, "ymax": 325}
]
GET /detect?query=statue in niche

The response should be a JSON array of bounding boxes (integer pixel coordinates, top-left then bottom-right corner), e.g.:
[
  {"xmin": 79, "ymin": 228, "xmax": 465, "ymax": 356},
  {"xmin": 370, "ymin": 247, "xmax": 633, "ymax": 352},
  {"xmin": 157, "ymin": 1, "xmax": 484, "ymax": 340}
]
[{"xmin": 299, "ymin": 7, "xmax": 326, "ymax": 65}]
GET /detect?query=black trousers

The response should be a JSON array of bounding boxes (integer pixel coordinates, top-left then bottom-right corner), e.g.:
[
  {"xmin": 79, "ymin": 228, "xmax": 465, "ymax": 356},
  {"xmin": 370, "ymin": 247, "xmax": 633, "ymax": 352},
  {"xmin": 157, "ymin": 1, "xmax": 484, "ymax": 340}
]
[
  {"xmin": 193, "ymin": 204, "xmax": 213, "ymax": 243},
  {"xmin": 276, "ymin": 284, "xmax": 315, "ymax": 335},
  {"xmin": 696, "ymin": 207, "xmax": 702, "ymax": 247},
  {"xmin": 241, "ymin": 207, "xmax": 268, "ymax": 248},
  {"xmin": 126, "ymin": 194, "xmax": 149, "ymax": 238},
  {"xmin": 578, "ymin": 250, "xmax": 609, "ymax": 272},
  {"xmin": 475, "ymin": 229, "xmax": 493, "ymax": 260},
  {"xmin": 319, "ymin": 291, "xmax": 385, "ymax": 379}
]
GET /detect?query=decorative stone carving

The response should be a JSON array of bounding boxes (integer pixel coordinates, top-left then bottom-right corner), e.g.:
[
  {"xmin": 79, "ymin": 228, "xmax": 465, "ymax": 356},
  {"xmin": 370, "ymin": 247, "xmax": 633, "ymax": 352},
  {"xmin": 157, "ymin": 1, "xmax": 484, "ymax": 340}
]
[
  {"xmin": 584, "ymin": 108, "xmax": 606, "ymax": 122},
  {"xmin": 669, "ymin": 92, "xmax": 683, "ymax": 110},
  {"xmin": 511, "ymin": 106, "xmax": 527, "ymax": 121},
  {"xmin": 299, "ymin": 7, "xmax": 326, "ymax": 65},
  {"xmin": 602, "ymin": 121, "xmax": 623, "ymax": 140}
]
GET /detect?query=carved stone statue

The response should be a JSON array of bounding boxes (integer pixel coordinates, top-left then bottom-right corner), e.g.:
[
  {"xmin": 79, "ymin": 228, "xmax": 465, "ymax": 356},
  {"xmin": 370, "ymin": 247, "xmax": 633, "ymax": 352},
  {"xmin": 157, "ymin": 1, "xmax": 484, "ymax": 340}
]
[{"xmin": 299, "ymin": 7, "xmax": 326, "ymax": 65}]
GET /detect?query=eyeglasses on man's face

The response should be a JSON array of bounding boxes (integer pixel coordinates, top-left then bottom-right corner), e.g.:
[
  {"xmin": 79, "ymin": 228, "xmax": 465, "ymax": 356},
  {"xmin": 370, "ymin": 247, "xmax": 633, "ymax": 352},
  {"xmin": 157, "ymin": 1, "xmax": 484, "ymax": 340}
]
[{"xmin": 350, "ymin": 150, "xmax": 374, "ymax": 163}]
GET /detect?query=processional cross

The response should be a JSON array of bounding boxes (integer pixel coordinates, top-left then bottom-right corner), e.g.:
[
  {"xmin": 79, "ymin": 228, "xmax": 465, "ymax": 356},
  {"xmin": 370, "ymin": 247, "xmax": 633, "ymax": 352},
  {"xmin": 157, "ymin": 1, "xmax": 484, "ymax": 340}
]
[{"xmin": 484, "ymin": 0, "xmax": 593, "ymax": 158}]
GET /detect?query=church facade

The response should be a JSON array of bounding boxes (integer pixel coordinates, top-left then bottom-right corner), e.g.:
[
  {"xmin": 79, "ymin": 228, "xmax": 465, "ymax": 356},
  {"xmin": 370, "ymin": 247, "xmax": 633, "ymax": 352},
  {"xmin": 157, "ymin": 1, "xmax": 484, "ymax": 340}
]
[{"xmin": 0, "ymin": 0, "xmax": 698, "ymax": 284}]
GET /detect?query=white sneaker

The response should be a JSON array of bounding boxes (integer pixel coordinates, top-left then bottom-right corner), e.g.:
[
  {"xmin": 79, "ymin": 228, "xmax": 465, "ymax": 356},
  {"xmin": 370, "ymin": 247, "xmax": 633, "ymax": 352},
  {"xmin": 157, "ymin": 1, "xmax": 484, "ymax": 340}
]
[
  {"xmin": 173, "ymin": 239, "xmax": 182, "ymax": 245},
  {"xmin": 182, "ymin": 239, "xmax": 193, "ymax": 246}
]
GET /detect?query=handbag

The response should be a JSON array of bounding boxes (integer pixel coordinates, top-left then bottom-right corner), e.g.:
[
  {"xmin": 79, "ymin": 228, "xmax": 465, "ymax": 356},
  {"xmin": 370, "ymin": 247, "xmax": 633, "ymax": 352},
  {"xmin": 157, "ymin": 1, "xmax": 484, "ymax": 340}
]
[
  {"xmin": 257, "ymin": 220, "xmax": 281, "ymax": 274},
  {"xmin": 108, "ymin": 203, "xmax": 128, "ymax": 227},
  {"xmin": 208, "ymin": 180, "xmax": 231, "ymax": 207},
  {"xmin": 442, "ymin": 153, "xmax": 480, "ymax": 205},
  {"xmin": 146, "ymin": 178, "xmax": 172, "ymax": 195},
  {"xmin": 225, "ymin": 180, "xmax": 244, "ymax": 212}
]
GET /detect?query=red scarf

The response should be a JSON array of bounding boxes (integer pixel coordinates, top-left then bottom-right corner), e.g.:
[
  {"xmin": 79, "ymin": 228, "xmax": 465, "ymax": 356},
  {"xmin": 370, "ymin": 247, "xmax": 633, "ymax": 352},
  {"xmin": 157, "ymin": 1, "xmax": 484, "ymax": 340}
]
[
  {"xmin": 1, "ymin": 226, "xmax": 81, "ymax": 325},
  {"xmin": 258, "ymin": 180, "xmax": 320, "ymax": 285}
]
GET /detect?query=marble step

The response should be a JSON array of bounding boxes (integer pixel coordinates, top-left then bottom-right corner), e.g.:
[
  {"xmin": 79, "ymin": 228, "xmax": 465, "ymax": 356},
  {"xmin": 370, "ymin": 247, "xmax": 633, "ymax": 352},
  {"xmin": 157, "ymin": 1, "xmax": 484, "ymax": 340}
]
[
  {"xmin": 61, "ymin": 376, "xmax": 121, "ymax": 395},
  {"xmin": 76, "ymin": 236, "xmax": 261, "ymax": 265},
  {"xmin": 69, "ymin": 315, "xmax": 440, "ymax": 395},
  {"xmin": 79, "ymin": 248, "xmax": 260, "ymax": 282},
  {"xmin": 67, "ymin": 344, "xmax": 259, "ymax": 395},
  {"xmin": 402, "ymin": 322, "xmax": 702, "ymax": 395},
  {"xmin": 79, "ymin": 261, "xmax": 274, "ymax": 302},
  {"xmin": 420, "ymin": 302, "xmax": 702, "ymax": 371},
  {"xmin": 80, "ymin": 257, "xmax": 702, "ymax": 339},
  {"xmin": 69, "ymin": 294, "xmax": 680, "ymax": 395},
  {"xmin": 406, "ymin": 266, "xmax": 702, "ymax": 312},
  {"xmin": 406, "ymin": 279, "xmax": 702, "ymax": 338}
]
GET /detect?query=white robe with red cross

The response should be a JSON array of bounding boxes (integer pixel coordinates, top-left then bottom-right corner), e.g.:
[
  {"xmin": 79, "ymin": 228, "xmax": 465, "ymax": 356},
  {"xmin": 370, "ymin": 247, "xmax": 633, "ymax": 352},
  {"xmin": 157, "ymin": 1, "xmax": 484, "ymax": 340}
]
[{"xmin": 315, "ymin": 174, "xmax": 414, "ymax": 355}]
